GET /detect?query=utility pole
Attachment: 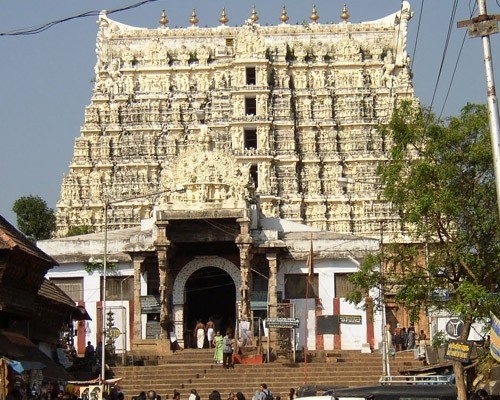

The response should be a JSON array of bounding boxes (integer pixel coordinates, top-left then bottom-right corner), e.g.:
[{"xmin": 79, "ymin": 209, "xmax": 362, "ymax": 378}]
[{"xmin": 458, "ymin": 0, "xmax": 500, "ymax": 217}]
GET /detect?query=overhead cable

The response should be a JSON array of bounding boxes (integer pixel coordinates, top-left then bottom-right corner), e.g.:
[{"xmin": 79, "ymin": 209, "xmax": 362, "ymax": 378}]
[
  {"xmin": 0, "ymin": 0, "xmax": 158, "ymax": 36},
  {"xmin": 426, "ymin": 0, "xmax": 459, "ymax": 124}
]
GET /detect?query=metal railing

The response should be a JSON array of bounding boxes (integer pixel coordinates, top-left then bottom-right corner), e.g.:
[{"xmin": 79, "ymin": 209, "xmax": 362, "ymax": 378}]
[{"xmin": 379, "ymin": 375, "xmax": 451, "ymax": 385}]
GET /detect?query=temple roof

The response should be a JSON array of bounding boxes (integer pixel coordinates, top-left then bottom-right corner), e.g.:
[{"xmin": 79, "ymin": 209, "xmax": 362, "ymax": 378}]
[{"xmin": 0, "ymin": 215, "xmax": 56, "ymax": 264}]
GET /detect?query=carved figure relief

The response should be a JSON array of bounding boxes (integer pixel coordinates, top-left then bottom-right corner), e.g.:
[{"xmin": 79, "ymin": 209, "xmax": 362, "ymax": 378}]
[{"xmin": 57, "ymin": 11, "xmax": 415, "ymax": 238}]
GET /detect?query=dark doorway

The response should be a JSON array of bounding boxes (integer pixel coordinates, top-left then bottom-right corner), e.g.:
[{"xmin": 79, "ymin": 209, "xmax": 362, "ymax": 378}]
[{"xmin": 184, "ymin": 266, "xmax": 236, "ymax": 347}]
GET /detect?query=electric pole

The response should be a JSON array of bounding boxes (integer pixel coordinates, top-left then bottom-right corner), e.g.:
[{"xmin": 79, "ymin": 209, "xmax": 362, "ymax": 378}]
[{"xmin": 458, "ymin": 0, "xmax": 500, "ymax": 217}]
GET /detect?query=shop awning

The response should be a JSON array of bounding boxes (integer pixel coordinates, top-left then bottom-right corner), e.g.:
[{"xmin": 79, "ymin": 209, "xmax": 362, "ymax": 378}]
[
  {"xmin": 8, "ymin": 360, "xmax": 47, "ymax": 374},
  {"xmin": 0, "ymin": 330, "xmax": 73, "ymax": 382}
]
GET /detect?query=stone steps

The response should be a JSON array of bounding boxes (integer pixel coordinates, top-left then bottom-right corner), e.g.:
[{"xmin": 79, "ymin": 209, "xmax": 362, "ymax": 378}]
[{"xmin": 110, "ymin": 350, "xmax": 423, "ymax": 400}]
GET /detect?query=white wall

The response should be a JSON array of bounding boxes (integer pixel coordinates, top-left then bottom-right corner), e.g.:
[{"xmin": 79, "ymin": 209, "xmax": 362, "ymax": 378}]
[
  {"xmin": 277, "ymin": 258, "xmax": 376, "ymax": 351},
  {"xmin": 46, "ymin": 263, "xmax": 134, "ymax": 350}
]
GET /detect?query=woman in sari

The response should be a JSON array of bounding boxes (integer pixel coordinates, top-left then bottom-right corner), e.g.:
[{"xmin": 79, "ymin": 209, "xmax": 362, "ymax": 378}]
[{"xmin": 213, "ymin": 330, "xmax": 223, "ymax": 364}]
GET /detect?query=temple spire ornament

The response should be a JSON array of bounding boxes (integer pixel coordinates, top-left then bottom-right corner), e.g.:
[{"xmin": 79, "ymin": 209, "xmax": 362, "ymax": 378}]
[
  {"xmin": 189, "ymin": 8, "xmax": 199, "ymax": 26},
  {"xmin": 219, "ymin": 8, "xmax": 229, "ymax": 25},
  {"xmin": 280, "ymin": 6, "xmax": 289, "ymax": 24},
  {"xmin": 159, "ymin": 10, "xmax": 168, "ymax": 27},
  {"xmin": 341, "ymin": 4, "xmax": 350, "ymax": 22},
  {"xmin": 250, "ymin": 5, "xmax": 259, "ymax": 23},
  {"xmin": 310, "ymin": 5, "xmax": 319, "ymax": 23}
]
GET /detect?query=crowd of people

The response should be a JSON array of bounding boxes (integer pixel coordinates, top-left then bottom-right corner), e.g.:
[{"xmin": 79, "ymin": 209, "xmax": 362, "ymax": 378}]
[
  {"xmin": 131, "ymin": 383, "xmax": 297, "ymax": 400},
  {"xmin": 386, "ymin": 323, "xmax": 428, "ymax": 352},
  {"xmin": 190, "ymin": 318, "xmax": 237, "ymax": 369}
]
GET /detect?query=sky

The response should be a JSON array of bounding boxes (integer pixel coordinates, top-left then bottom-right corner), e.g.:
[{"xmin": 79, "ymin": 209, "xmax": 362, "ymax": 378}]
[{"xmin": 0, "ymin": 0, "xmax": 499, "ymax": 228}]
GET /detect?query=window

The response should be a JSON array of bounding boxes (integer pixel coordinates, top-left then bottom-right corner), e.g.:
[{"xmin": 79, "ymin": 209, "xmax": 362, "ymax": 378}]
[
  {"xmin": 246, "ymin": 67, "xmax": 256, "ymax": 85},
  {"xmin": 51, "ymin": 277, "xmax": 83, "ymax": 302},
  {"xmin": 284, "ymin": 273, "xmax": 318, "ymax": 299},
  {"xmin": 244, "ymin": 129, "xmax": 257, "ymax": 149},
  {"xmin": 250, "ymin": 164, "xmax": 258, "ymax": 188},
  {"xmin": 102, "ymin": 276, "xmax": 134, "ymax": 301},
  {"xmin": 335, "ymin": 273, "xmax": 357, "ymax": 298},
  {"xmin": 245, "ymin": 97, "xmax": 256, "ymax": 115},
  {"xmin": 225, "ymin": 38, "xmax": 234, "ymax": 47}
]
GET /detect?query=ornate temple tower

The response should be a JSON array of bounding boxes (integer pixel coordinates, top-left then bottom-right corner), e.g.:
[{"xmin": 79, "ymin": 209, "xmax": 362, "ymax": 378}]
[{"xmin": 56, "ymin": 3, "xmax": 415, "ymax": 240}]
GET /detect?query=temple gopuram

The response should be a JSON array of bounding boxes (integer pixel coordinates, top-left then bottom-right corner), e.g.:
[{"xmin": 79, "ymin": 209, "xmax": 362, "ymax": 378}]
[{"xmin": 41, "ymin": 4, "xmax": 420, "ymax": 356}]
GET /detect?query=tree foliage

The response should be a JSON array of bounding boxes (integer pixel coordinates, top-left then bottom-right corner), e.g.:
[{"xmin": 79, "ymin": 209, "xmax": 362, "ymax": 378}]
[
  {"xmin": 346, "ymin": 102, "xmax": 500, "ymax": 398},
  {"xmin": 67, "ymin": 225, "xmax": 95, "ymax": 237},
  {"xmin": 12, "ymin": 195, "xmax": 56, "ymax": 241}
]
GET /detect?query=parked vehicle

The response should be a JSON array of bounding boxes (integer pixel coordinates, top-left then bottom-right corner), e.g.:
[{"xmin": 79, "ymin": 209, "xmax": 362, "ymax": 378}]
[
  {"xmin": 329, "ymin": 384, "xmax": 457, "ymax": 400},
  {"xmin": 298, "ymin": 376, "xmax": 457, "ymax": 400}
]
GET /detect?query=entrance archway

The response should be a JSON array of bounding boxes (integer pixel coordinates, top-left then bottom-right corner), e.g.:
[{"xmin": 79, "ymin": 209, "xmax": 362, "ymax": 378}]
[
  {"xmin": 185, "ymin": 267, "xmax": 235, "ymax": 346},
  {"xmin": 171, "ymin": 257, "xmax": 241, "ymax": 347}
]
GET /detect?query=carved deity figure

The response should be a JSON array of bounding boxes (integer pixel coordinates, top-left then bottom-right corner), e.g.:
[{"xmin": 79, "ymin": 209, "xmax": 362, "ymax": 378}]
[{"xmin": 382, "ymin": 50, "xmax": 397, "ymax": 88}]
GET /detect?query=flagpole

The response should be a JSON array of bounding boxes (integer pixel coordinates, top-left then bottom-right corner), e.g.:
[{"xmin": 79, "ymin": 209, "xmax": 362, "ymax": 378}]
[
  {"xmin": 304, "ymin": 271, "xmax": 309, "ymax": 384},
  {"xmin": 303, "ymin": 235, "xmax": 314, "ymax": 384}
]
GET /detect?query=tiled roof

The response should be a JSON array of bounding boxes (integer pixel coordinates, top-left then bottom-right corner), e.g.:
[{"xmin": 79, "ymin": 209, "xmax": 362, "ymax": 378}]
[
  {"xmin": 38, "ymin": 279, "xmax": 91, "ymax": 320},
  {"xmin": 0, "ymin": 214, "xmax": 57, "ymax": 264},
  {"xmin": 38, "ymin": 279, "xmax": 76, "ymax": 308}
]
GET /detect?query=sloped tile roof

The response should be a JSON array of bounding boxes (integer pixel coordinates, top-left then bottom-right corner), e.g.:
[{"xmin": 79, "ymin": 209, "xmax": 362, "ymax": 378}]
[
  {"xmin": 0, "ymin": 215, "xmax": 57, "ymax": 264},
  {"xmin": 38, "ymin": 279, "xmax": 91, "ymax": 320}
]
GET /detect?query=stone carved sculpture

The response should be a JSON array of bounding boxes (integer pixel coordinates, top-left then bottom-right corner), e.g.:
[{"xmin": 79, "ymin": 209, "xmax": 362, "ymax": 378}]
[{"xmin": 56, "ymin": 6, "xmax": 415, "ymax": 239}]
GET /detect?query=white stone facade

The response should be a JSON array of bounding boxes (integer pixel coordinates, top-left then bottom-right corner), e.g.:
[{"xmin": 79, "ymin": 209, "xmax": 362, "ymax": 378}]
[{"xmin": 56, "ymin": 4, "xmax": 415, "ymax": 241}]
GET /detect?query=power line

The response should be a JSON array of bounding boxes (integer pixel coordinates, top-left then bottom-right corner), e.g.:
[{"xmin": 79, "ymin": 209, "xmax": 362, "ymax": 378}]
[
  {"xmin": 410, "ymin": 0, "xmax": 425, "ymax": 69},
  {"xmin": 0, "ymin": 0, "xmax": 158, "ymax": 37},
  {"xmin": 427, "ymin": 0, "xmax": 459, "ymax": 116},
  {"xmin": 438, "ymin": 2, "xmax": 477, "ymax": 120}
]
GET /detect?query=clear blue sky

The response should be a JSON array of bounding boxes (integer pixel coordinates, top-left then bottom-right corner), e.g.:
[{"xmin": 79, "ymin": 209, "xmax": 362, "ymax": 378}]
[{"xmin": 1, "ymin": 0, "xmax": 499, "ymax": 228}]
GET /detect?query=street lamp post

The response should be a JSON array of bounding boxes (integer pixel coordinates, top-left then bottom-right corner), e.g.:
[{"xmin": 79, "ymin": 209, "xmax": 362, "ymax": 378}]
[
  {"xmin": 101, "ymin": 200, "xmax": 109, "ymax": 383},
  {"xmin": 100, "ymin": 187, "xmax": 186, "ymax": 382}
]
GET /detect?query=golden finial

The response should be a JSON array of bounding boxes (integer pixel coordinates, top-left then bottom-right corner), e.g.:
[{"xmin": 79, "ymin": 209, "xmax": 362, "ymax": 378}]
[
  {"xmin": 280, "ymin": 5, "xmax": 289, "ymax": 24},
  {"xmin": 341, "ymin": 4, "xmax": 350, "ymax": 22},
  {"xmin": 250, "ymin": 5, "xmax": 259, "ymax": 23},
  {"xmin": 219, "ymin": 8, "xmax": 229, "ymax": 25},
  {"xmin": 159, "ymin": 10, "xmax": 168, "ymax": 27},
  {"xmin": 310, "ymin": 5, "xmax": 319, "ymax": 23},
  {"xmin": 189, "ymin": 8, "xmax": 199, "ymax": 26}
]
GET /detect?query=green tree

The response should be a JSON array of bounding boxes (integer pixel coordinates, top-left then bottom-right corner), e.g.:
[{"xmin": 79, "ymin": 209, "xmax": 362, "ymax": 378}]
[
  {"xmin": 347, "ymin": 102, "xmax": 500, "ymax": 400},
  {"xmin": 12, "ymin": 195, "xmax": 56, "ymax": 241},
  {"xmin": 67, "ymin": 225, "xmax": 95, "ymax": 237}
]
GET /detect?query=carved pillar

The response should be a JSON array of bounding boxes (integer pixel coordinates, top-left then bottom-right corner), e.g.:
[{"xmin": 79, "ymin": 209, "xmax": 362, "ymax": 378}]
[
  {"xmin": 154, "ymin": 220, "xmax": 171, "ymax": 339},
  {"xmin": 236, "ymin": 213, "xmax": 253, "ymax": 321},
  {"xmin": 266, "ymin": 251, "xmax": 278, "ymax": 317},
  {"xmin": 132, "ymin": 255, "xmax": 146, "ymax": 343}
]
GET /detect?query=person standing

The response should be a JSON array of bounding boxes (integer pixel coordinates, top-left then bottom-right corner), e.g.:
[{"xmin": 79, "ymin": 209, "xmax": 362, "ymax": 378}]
[
  {"xmin": 195, "ymin": 320, "xmax": 206, "ymax": 349},
  {"xmin": 393, "ymin": 323, "xmax": 403, "ymax": 352},
  {"xmin": 406, "ymin": 326, "xmax": 416, "ymax": 350},
  {"xmin": 258, "ymin": 384, "xmax": 272, "ymax": 400},
  {"xmin": 287, "ymin": 388, "xmax": 296, "ymax": 400},
  {"xmin": 206, "ymin": 318, "xmax": 215, "ymax": 348},
  {"xmin": 147, "ymin": 391, "xmax": 160, "ymax": 400},
  {"xmin": 188, "ymin": 389, "xmax": 199, "ymax": 400},
  {"xmin": 84, "ymin": 341, "xmax": 95, "ymax": 364},
  {"xmin": 213, "ymin": 330, "xmax": 223, "ymax": 364},
  {"xmin": 385, "ymin": 323, "xmax": 393, "ymax": 354},
  {"xmin": 222, "ymin": 329, "xmax": 235, "ymax": 369}
]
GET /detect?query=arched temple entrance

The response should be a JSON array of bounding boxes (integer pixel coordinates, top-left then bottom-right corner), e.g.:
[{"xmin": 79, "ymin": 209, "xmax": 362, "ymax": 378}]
[{"xmin": 171, "ymin": 257, "xmax": 241, "ymax": 347}]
